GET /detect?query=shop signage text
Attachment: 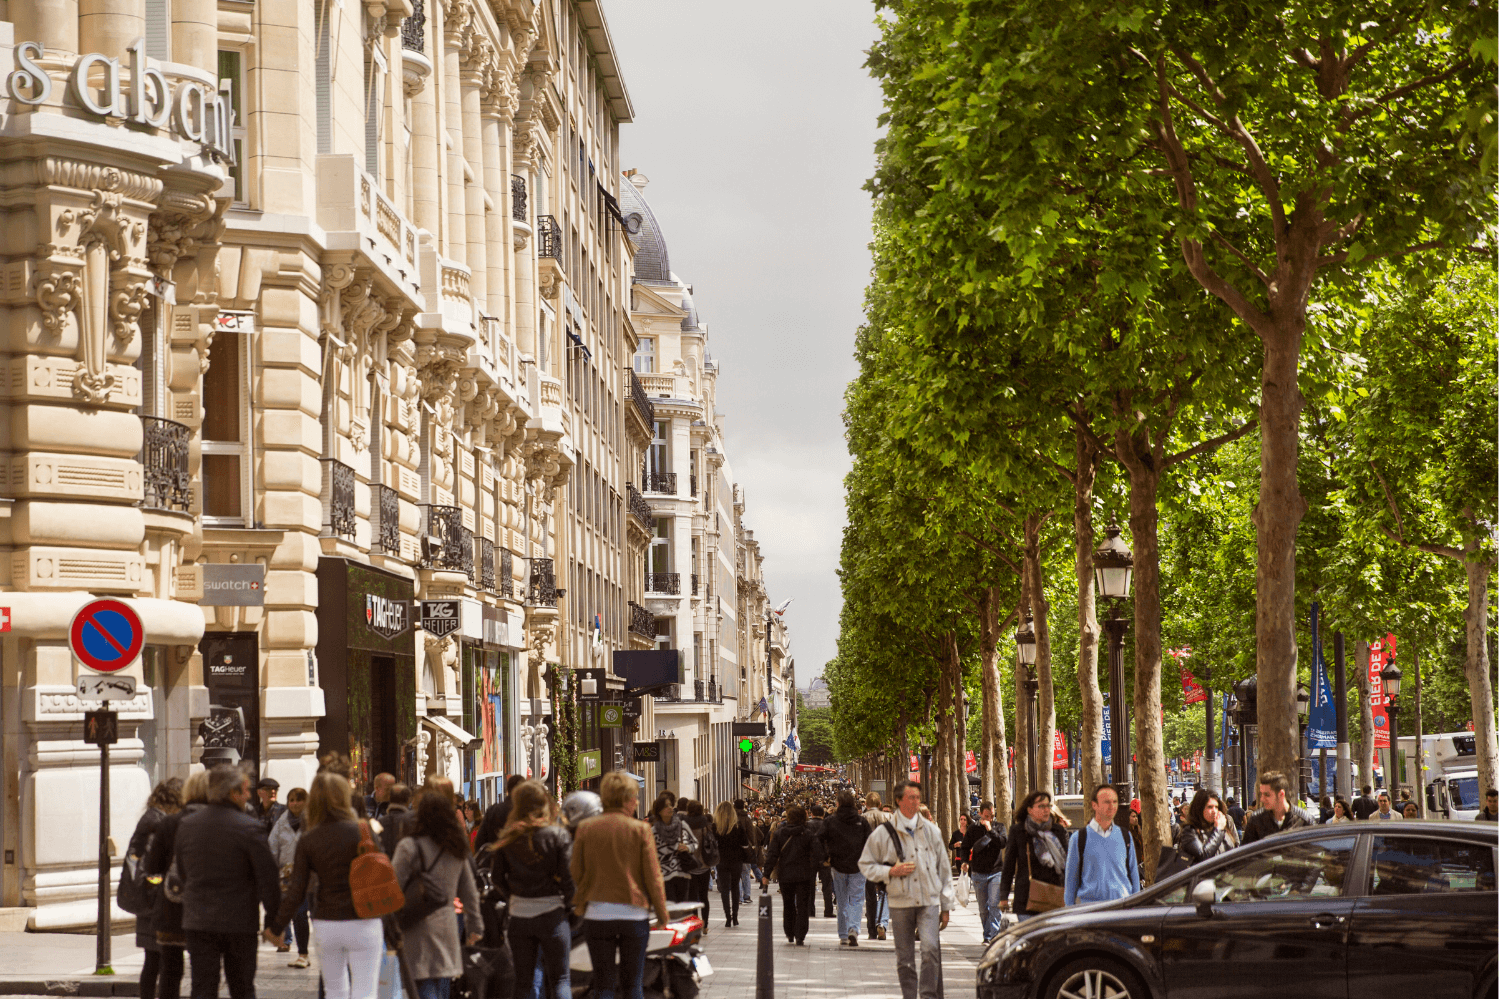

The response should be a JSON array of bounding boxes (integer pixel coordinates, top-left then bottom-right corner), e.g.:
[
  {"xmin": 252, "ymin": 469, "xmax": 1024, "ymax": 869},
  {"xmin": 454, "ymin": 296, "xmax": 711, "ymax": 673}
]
[
  {"xmin": 365, "ymin": 594, "xmax": 410, "ymax": 640},
  {"xmin": 202, "ymin": 563, "xmax": 265, "ymax": 606},
  {"xmin": 420, "ymin": 600, "xmax": 461, "ymax": 638},
  {"xmin": 632, "ymin": 741, "xmax": 661, "ymax": 762},
  {"xmin": 7, "ymin": 39, "xmax": 236, "ymax": 163}
]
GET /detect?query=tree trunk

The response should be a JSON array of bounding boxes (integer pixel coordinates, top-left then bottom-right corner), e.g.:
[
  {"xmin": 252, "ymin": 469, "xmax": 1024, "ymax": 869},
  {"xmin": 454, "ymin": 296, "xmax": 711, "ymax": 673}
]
[
  {"xmin": 977, "ymin": 585, "xmax": 1013, "ymax": 819},
  {"xmin": 1252, "ymin": 332, "xmax": 1308, "ymax": 784},
  {"xmin": 1355, "ymin": 641, "xmax": 1374, "ymax": 793},
  {"xmin": 1462, "ymin": 543, "xmax": 1498, "ymax": 798},
  {"xmin": 1117, "ymin": 426, "xmax": 1169, "ymax": 884},
  {"xmin": 1073, "ymin": 423, "xmax": 1105, "ymax": 821},
  {"xmin": 1025, "ymin": 513, "xmax": 1057, "ymax": 799}
]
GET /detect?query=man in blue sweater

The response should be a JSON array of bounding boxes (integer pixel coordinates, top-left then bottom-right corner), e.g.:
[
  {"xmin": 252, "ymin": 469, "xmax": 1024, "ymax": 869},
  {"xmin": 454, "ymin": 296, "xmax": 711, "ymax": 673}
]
[{"xmin": 1063, "ymin": 785, "xmax": 1141, "ymax": 906}]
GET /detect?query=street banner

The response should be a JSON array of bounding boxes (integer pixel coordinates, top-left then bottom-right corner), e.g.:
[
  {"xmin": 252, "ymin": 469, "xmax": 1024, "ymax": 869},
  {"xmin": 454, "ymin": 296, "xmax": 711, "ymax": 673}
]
[
  {"xmin": 1369, "ymin": 634, "xmax": 1396, "ymax": 749},
  {"xmin": 1169, "ymin": 648, "xmax": 1207, "ymax": 705},
  {"xmin": 1101, "ymin": 701, "xmax": 1111, "ymax": 759},
  {"xmin": 1307, "ymin": 603, "xmax": 1337, "ymax": 749},
  {"xmin": 1052, "ymin": 729, "xmax": 1068, "ymax": 769},
  {"xmin": 910, "ymin": 754, "xmax": 919, "ymax": 781},
  {"xmin": 965, "ymin": 750, "xmax": 977, "ymax": 773}
]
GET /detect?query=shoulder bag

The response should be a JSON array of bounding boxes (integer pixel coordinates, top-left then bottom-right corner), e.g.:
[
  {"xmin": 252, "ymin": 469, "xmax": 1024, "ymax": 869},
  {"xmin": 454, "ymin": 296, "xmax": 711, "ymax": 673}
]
[
  {"xmin": 1024, "ymin": 839, "xmax": 1065, "ymax": 913},
  {"xmin": 398, "ymin": 839, "xmax": 452, "ymax": 929}
]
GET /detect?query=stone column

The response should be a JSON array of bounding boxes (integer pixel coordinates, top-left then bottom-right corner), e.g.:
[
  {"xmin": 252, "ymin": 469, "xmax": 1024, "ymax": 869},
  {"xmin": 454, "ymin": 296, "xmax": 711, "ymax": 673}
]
[
  {"xmin": 13, "ymin": 0, "xmax": 79, "ymax": 55},
  {"xmin": 479, "ymin": 99, "xmax": 508, "ymax": 347},
  {"xmin": 79, "ymin": 0, "xmax": 143, "ymax": 58},
  {"xmin": 172, "ymin": 0, "xmax": 217, "ymax": 75},
  {"xmin": 441, "ymin": 7, "xmax": 467, "ymax": 264},
  {"xmin": 460, "ymin": 64, "xmax": 487, "ymax": 314},
  {"xmin": 512, "ymin": 121, "xmax": 536, "ymax": 358},
  {"xmin": 409, "ymin": 37, "xmax": 442, "ymax": 235}
]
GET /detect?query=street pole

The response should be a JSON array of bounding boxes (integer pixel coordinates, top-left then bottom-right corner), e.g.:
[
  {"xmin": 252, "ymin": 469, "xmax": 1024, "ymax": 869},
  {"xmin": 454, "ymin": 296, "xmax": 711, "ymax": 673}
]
[
  {"xmin": 1204, "ymin": 672, "xmax": 1215, "ymax": 794},
  {"xmin": 1386, "ymin": 694, "xmax": 1401, "ymax": 793},
  {"xmin": 1025, "ymin": 668, "xmax": 1040, "ymax": 796},
  {"xmin": 756, "ymin": 883, "xmax": 774, "ymax": 999},
  {"xmin": 96, "ymin": 700, "xmax": 111, "ymax": 975},
  {"xmin": 1334, "ymin": 633, "xmax": 1351, "ymax": 799},
  {"xmin": 1104, "ymin": 606, "xmax": 1129, "ymax": 801}
]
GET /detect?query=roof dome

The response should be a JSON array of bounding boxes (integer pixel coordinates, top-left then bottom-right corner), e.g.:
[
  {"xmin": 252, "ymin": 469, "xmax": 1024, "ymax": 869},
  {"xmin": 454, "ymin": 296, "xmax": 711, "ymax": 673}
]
[
  {"xmin": 619, "ymin": 172, "xmax": 672, "ymax": 284},
  {"xmin": 680, "ymin": 289, "xmax": 701, "ymax": 332}
]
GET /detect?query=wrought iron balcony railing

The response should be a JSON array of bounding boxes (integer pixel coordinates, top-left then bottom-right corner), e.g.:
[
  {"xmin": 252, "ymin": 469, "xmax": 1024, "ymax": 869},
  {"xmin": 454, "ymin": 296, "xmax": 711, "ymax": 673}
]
[
  {"xmin": 500, "ymin": 548, "xmax": 514, "ymax": 598},
  {"xmin": 528, "ymin": 556, "xmax": 557, "ymax": 606},
  {"xmin": 644, "ymin": 471, "xmax": 677, "ymax": 495},
  {"xmin": 690, "ymin": 475, "xmax": 698, "ymax": 497},
  {"xmin": 628, "ymin": 600, "xmax": 655, "ymax": 638},
  {"xmin": 511, "ymin": 175, "xmax": 527, "ymax": 222},
  {"xmin": 646, "ymin": 572, "xmax": 680, "ymax": 595},
  {"xmin": 420, "ymin": 504, "xmax": 473, "ymax": 579},
  {"xmin": 401, "ymin": 0, "xmax": 425, "ymax": 50},
  {"xmin": 322, "ymin": 458, "xmax": 357, "ymax": 541},
  {"xmin": 629, "ymin": 369, "xmax": 655, "ymax": 426},
  {"xmin": 536, "ymin": 215, "xmax": 563, "ymax": 259},
  {"xmin": 139, "ymin": 416, "xmax": 191, "ymax": 512},
  {"xmin": 373, "ymin": 483, "xmax": 400, "ymax": 555},
  {"xmin": 480, "ymin": 537, "xmax": 496, "ymax": 590},
  {"xmin": 625, "ymin": 482, "xmax": 654, "ymax": 526},
  {"xmin": 691, "ymin": 574, "xmax": 699, "ymax": 596}
]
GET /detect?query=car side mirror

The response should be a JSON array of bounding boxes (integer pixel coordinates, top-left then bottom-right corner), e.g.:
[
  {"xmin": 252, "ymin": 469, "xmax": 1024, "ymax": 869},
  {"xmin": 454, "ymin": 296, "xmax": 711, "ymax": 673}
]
[{"xmin": 1191, "ymin": 879, "xmax": 1215, "ymax": 917}]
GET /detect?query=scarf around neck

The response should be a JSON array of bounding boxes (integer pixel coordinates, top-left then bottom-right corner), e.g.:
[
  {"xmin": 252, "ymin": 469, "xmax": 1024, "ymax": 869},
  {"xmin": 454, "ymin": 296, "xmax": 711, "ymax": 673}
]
[{"xmin": 1026, "ymin": 816, "xmax": 1065, "ymax": 871}]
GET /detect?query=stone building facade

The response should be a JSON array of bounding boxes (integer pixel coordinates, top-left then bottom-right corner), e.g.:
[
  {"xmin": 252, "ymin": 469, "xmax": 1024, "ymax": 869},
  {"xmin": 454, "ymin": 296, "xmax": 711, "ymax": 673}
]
[{"xmin": 0, "ymin": 0, "xmax": 789, "ymax": 926}]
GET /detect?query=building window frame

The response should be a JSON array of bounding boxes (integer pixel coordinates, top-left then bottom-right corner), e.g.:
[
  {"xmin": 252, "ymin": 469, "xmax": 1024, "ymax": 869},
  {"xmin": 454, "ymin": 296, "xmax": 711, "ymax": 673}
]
[{"xmin": 200, "ymin": 331, "xmax": 254, "ymax": 526}]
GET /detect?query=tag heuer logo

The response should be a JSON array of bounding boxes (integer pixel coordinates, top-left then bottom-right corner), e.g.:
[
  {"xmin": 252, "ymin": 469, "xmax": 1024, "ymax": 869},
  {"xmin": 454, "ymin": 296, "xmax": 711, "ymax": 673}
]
[
  {"xmin": 420, "ymin": 600, "xmax": 462, "ymax": 638},
  {"xmin": 366, "ymin": 594, "xmax": 410, "ymax": 639}
]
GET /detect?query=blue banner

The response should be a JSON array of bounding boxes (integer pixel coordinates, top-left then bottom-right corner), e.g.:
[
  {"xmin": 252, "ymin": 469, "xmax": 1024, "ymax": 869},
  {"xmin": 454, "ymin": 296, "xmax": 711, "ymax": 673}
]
[
  {"xmin": 1101, "ymin": 701, "xmax": 1111, "ymax": 759},
  {"xmin": 1307, "ymin": 603, "xmax": 1337, "ymax": 749}
]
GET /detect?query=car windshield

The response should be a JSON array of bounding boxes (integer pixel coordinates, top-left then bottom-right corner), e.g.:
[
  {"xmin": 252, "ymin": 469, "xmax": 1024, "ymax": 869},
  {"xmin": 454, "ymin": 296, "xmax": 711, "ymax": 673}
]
[
  {"xmin": 1152, "ymin": 836, "xmax": 1356, "ymax": 904},
  {"xmin": 1449, "ymin": 776, "xmax": 1480, "ymax": 811}
]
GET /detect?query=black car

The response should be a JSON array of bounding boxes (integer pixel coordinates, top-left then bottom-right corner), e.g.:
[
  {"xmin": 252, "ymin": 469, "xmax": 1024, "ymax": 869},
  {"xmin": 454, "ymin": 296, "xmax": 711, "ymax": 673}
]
[{"xmin": 977, "ymin": 821, "xmax": 1496, "ymax": 999}]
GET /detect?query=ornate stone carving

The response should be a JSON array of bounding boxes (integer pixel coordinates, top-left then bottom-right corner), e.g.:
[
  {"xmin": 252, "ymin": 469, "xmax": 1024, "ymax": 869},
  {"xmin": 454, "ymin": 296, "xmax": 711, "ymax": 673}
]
[
  {"xmin": 35, "ymin": 265, "xmax": 80, "ymax": 334},
  {"xmin": 147, "ymin": 190, "xmax": 220, "ymax": 276}
]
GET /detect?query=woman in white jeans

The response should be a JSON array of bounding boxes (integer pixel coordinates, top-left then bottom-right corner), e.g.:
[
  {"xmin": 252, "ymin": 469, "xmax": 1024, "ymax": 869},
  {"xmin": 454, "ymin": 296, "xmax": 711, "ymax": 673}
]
[{"xmin": 263, "ymin": 772, "xmax": 385, "ymax": 999}]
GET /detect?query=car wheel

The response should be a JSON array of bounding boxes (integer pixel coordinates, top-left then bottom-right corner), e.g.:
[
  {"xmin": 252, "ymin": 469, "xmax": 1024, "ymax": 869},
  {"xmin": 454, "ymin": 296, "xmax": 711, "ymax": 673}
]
[{"xmin": 1043, "ymin": 955, "xmax": 1149, "ymax": 999}]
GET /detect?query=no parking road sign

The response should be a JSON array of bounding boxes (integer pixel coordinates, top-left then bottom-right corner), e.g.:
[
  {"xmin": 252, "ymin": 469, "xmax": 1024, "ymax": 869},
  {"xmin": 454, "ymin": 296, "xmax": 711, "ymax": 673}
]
[{"xmin": 69, "ymin": 599, "xmax": 145, "ymax": 674}]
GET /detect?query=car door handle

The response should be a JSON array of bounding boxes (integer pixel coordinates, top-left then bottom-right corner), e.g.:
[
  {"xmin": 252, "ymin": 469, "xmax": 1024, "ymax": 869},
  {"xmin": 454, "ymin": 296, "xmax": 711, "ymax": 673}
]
[{"xmin": 1308, "ymin": 914, "xmax": 1346, "ymax": 930}]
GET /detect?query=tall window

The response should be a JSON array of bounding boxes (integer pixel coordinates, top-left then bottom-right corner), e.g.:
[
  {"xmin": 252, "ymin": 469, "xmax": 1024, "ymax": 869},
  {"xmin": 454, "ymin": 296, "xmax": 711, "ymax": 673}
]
[
  {"xmin": 218, "ymin": 51, "xmax": 246, "ymax": 204},
  {"xmin": 633, "ymin": 337, "xmax": 654, "ymax": 373},
  {"xmin": 648, "ymin": 420, "xmax": 668, "ymax": 478},
  {"xmin": 650, "ymin": 519, "xmax": 670, "ymax": 575},
  {"xmin": 201, "ymin": 333, "xmax": 250, "ymax": 522}
]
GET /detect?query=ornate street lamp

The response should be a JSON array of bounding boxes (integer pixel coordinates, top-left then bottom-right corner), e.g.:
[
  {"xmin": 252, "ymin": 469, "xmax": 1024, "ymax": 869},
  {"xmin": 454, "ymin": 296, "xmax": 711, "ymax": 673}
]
[
  {"xmin": 1093, "ymin": 519, "xmax": 1134, "ymax": 799},
  {"xmin": 1016, "ymin": 615, "xmax": 1040, "ymax": 795},
  {"xmin": 1296, "ymin": 683, "xmax": 1310, "ymax": 798},
  {"xmin": 1381, "ymin": 662, "xmax": 1403, "ymax": 792}
]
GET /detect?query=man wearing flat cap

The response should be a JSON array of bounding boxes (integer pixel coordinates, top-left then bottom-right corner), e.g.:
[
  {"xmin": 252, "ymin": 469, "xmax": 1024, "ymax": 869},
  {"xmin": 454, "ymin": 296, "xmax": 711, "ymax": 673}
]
[{"xmin": 253, "ymin": 776, "xmax": 285, "ymax": 834}]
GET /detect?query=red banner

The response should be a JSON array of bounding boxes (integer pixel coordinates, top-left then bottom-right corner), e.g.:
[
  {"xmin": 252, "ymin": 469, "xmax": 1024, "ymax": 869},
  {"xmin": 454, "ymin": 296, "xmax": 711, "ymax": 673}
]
[
  {"xmin": 965, "ymin": 750, "xmax": 977, "ymax": 773},
  {"xmin": 1370, "ymin": 634, "xmax": 1396, "ymax": 750},
  {"xmin": 1169, "ymin": 648, "xmax": 1206, "ymax": 705},
  {"xmin": 1052, "ymin": 730, "xmax": 1069, "ymax": 769}
]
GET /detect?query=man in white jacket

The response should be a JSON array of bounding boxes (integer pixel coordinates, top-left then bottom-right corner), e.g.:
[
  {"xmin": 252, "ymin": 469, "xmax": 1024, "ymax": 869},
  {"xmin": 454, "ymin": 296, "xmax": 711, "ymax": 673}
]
[{"xmin": 858, "ymin": 779, "xmax": 954, "ymax": 999}]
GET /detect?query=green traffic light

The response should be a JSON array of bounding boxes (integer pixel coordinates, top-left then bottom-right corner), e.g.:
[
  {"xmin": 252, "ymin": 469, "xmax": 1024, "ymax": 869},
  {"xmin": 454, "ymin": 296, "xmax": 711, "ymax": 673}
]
[{"xmin": 738, "ymin": 738, "xmax": 755, "ymax": 752}]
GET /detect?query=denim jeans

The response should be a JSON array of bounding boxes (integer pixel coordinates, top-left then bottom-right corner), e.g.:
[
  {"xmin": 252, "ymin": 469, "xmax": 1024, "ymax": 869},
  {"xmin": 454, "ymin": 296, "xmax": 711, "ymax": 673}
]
[
  {"xmin": 508, "ymin": 908, "xmax": 571, "ymax": 999},
  {"xmin": 414, "ymin": 980, "xmax": 450, "ymax": 999},
  {"xmin": 742, "ymin": 865, "xmax": 761, "ymax": 902},
  {"xmin": 831, "ymin": 871, "xmax": 866, "ymax": 940},
  {"xmin": 584, "ymin": 918, "xmax": 649, "ymax": 999},
  {"xmin": 970, "ymin": 870, "xmax": 1002, "ymax": 941}
]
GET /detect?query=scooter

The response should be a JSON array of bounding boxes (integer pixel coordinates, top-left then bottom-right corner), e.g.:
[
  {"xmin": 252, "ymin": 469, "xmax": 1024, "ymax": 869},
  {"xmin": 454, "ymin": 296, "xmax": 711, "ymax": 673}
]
[{"xmin": 569, "ymin": 901, "xmax": 713, "ymax": 999}]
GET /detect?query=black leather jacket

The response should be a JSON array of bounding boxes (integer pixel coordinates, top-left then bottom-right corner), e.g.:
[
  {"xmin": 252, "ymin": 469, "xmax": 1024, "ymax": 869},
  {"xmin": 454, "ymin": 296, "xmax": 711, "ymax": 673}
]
[
  {"xmin": 487, "ymin": 824, "xmax": 575, "ymax": 905},
  {"xmin": 819, "ymin": 805, "xmax": 871, "ymax": 874},
  {"xmin": 1241, "ymin": 805, "xmax": 1313, "ymax": 845},
  {"xmin": 962, "ymin": 818, "xmax": 1007, "ymax": 875},
  {"xmin": 765, "ymin": 821, "xmax": 825, "ymax": 883},
  {"xmin": 1177, "ymin": 823, "xmax": 1230, "ymax": 865}
]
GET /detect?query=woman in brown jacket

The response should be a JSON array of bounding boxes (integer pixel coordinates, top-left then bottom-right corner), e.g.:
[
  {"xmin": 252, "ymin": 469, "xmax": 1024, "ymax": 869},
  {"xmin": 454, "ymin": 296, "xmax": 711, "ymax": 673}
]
[{"xmin": 570, "ymin": 772, "xmax": 670, "ymax": 999}]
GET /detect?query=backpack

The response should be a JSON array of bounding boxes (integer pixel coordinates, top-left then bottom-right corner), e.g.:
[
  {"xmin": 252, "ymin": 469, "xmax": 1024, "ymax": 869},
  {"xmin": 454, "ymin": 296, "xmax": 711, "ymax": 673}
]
[
  {"xmin": 1076, "ymin": 825, "xmax": 1135, "ymax": 884},
  {"xmin": 698, "ymin": 825, "xmax": 720, "ymax": 868},
  {"xmin": 349, "ymin": 820, "xmax": 406, "ymax": 919},
  {"xmin": 398, "ymin": 839, "xmax": 451, "ymax": 929}
]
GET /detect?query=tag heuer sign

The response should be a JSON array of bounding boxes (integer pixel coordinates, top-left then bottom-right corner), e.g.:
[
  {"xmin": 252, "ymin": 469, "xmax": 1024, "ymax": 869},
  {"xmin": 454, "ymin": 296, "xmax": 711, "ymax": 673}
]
[
  {"xmin": 365, "ymin": 594, "xmax": 410, "ymax": 639},
  {"xmin": 420, "ymin": 600, "xmax": 461, "ymax": 638}
]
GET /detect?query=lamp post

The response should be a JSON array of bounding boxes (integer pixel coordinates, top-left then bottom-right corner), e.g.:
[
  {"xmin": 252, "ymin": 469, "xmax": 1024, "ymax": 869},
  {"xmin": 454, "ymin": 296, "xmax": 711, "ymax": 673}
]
[
  {"xmin": 1296, "ymin": 683, "xmax": 1310, "ymax": 801},
  {"xmin": 1381, "ymin": 662, "xmax": 1404, "ymax": 792},
  {"xmin": 1092, "ymin": 520, "xmax": 1134, "ymax": 801},
  {"xmin": 1015, "ymin": 615, "xmax": 1039, "ymax": 794},
  {"xmin": 1233, "ymin": 677, "xmax": 1258, "ymax": 806}
]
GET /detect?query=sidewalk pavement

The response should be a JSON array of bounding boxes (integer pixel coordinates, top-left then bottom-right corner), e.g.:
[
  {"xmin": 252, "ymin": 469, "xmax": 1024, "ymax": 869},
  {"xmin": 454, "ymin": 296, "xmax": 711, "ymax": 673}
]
[
  {"xmin": 698, "ymin": 887, "xmax": 990, "ymax": 999},
  {"xmin": 0, "ymin": 931, "xmax": 321, "ymax": 997}
]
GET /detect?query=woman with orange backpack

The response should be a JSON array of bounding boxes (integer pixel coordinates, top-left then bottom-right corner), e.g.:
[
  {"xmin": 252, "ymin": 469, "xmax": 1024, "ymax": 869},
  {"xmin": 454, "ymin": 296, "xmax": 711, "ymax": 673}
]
[{"xmin": 262, "ymin": 772, "xmax": 386, "ymax": 999}]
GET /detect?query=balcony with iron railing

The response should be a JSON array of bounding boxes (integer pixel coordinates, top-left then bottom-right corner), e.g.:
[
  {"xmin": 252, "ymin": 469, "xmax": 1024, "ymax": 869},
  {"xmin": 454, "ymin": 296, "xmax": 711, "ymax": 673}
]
[
  {"xmin": 420, "ymin": 504, "xmax": 473, "ymax": 579},
  {"xmin": 536, "ymin": 215, "xmax": 563, "ymax": 259},
  {"xmin": 500, "ymin": 548, "xmax": 515, "ymax": 598},
  {"xmin": 628, "ymin": 601, "xmax": 655, "ymax": 639},
  {"xmin": 528, "ymin": 557, "xmax": 557, "ymax": 606},
  {"xmin": 372, "ymin": 483, "xmax": 400, "ymax": 555},
  {"xmin": 140, "ymin": 416, "xmax": 191, "ymax": 512},
  {"xmin": 479, "ymin": 537, "xmax": 496, "ymax": 590},
  {"xmin": 511, "ymin": 175, "xmax": 527, "ymax": 222},
  {"xmin": 646, "ymin": 572, "xmax": 680, "ymax": 595},
  {"xmin": 625, "ymin": 482, "xmax": 654, "ymax": 527},
  {"xmin": 653, "ymin": 678, "xmax": 724, "ymax": 704},
  {"xmin": 321, "ymin": 458, "xmax": 357, "ymax": 541},
  {"xmin": 690, "ymin": 475, "xmax": 697, "ymax": 497},
  {"xmin": 644, "ymin": 471, "xmax": 677, "ymax": 495},
  {"xmin": 691, "ymin": 574, "xmax": 699, "ymax": 596},
  {"xmin": 629, "ymin": 369, "xmax": 655, "ymax": 426}
]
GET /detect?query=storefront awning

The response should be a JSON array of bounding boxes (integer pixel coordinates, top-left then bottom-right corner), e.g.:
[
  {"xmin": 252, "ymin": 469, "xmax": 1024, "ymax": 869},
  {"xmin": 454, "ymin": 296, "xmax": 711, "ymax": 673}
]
[{"xmin": 424, "ymin": 714, "xmax": 481, "ymax": 750}]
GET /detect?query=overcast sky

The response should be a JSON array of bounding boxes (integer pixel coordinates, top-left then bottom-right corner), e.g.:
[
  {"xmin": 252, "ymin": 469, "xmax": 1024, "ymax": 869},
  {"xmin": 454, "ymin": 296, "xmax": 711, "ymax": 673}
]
[{"xmin": 600, "ymin": 2, "xmax": 884, "ymax": 687}]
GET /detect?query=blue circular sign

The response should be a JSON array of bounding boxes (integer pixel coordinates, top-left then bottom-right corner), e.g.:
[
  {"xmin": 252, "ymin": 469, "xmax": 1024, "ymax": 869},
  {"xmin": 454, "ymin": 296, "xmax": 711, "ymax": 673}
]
[{"xmin": 69, "ymin": 599, "xmax": 145, "ymax": 673}]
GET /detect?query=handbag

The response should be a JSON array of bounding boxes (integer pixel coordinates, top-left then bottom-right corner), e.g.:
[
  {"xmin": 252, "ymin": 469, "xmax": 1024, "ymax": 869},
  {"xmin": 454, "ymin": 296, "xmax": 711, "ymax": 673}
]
[
  {"xmin": 1025, "ymin": 851, "xmax": 1065, "ymax": 913},
  {"xmin": 955, "ymin": 871, "xmax": 971, "ymax": 908},
  {"xmin": 350, "ymin": 820, "xmax": 406, "ymax": 919},
  {"xmin": 117, "ymin": 851, "xmax": 155, "ymax": 915}
]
